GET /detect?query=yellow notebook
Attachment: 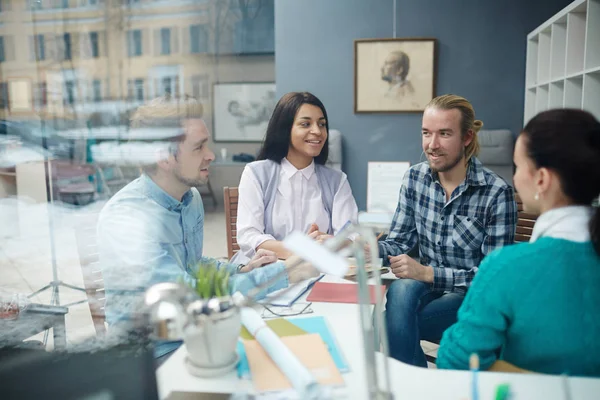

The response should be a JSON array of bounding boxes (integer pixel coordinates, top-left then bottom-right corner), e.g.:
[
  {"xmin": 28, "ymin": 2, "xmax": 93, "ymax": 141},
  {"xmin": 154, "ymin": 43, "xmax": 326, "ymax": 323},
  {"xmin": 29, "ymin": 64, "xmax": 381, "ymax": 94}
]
[
  {"xmin": 239, "ymin": 317, "xmax": 306, "ymax": 340},
  {"xmin": 243, "ymin": 333, "xmax": 344, "ymax": 393}
]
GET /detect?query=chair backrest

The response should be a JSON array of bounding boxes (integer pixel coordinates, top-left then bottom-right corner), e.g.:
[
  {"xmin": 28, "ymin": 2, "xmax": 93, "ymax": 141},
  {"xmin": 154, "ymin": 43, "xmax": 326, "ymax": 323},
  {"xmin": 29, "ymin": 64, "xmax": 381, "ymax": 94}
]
[
  {"xmin": 74, "ymin": 214, "xmax": 106, "ymax": 336},
  {"xmin": 223, "ymin": 187, "xmax": 240, "ymax": 260},
  {"xmin": 477, "ymin": 129, "xmax": 515, "ymax": 185},
  {"xmin": 515, "ymin": 193, "xmax": 538, "ymax": 243}
]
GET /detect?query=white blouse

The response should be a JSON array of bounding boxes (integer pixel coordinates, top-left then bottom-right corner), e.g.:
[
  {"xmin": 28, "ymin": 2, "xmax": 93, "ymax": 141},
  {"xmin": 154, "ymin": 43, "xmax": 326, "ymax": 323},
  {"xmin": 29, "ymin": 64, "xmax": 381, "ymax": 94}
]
[
  {"xmin": 236, "ymin": 158, "xmax": 358, "ymax": 259},
  {"xmin": 530, "ymin": 205, "xmax": 594, "ymax": 243}
]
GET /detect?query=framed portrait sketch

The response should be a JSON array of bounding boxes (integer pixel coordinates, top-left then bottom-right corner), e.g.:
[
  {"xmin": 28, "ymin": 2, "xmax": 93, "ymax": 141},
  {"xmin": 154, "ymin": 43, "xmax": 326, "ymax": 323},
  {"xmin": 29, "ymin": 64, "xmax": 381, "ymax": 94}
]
[
  {"xmin": 354, "ymin": 38, "xmax": 437, "ymax": 113},
  {"xmin": 213, "ymin": 82, "xmax": 276, "ymax": 142}
]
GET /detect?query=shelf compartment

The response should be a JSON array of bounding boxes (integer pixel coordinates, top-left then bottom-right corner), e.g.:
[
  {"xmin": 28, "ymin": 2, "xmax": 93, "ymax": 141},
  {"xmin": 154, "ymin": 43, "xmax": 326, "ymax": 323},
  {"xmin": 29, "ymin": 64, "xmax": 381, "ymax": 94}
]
[
  {"xmin": 585, "ymin": 0, "xmax": 600, "ymax": 69},
  {"xmin": 566, "ymin": 10, "xmax": 587, "ymax": 75},
  {"xmin": 537, "ymin": 29, "xmax": 552, "ymax": 84},
  {"xmin": 525, "ymin": 88, "xmax": 537, "ymax": 124},
  {"xmin": 535, "ymin": 84, "xmax": 549, "ymax": 114},
  {"xmin": 550, "ymin": 23, "xmax": 567, "ymax": 79},
  {"xmin": 549, "ymin": 81, "xmax": 565, "ymax": 108},
  {"xmin": 564, "ymin": 76, "xmax": 584, "ymax": 108},
  {"xmin": 582, "ymin": 72, "xmax": 600, "ymax": 120}
]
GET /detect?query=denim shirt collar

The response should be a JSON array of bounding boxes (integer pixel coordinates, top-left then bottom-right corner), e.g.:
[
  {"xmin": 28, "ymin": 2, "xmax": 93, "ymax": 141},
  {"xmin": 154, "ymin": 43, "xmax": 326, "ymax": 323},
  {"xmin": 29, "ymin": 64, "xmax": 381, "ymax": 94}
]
[{"xmin": 139, "ymin": 173, "xmax": 194, "ymax": 212}]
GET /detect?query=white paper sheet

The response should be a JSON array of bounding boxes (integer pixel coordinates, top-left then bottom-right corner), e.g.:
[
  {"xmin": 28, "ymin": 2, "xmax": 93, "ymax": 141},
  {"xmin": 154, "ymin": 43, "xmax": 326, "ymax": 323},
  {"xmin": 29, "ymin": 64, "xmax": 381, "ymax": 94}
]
[{"xmin": 367, "ymin": 161, "xmax": 410, "ymax": 214}]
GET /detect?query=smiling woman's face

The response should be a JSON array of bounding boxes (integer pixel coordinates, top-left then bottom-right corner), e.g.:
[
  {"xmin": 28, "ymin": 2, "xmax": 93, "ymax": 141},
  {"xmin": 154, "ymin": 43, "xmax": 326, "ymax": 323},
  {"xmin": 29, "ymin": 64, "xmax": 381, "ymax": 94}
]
[{"xmin": 287, "ymin": 103, "xmax": 328, "ymax": 161}]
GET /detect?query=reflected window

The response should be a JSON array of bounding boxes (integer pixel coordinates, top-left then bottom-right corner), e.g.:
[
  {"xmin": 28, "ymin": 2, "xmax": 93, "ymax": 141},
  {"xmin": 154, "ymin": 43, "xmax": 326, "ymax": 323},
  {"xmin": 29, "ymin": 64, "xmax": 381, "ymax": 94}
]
[
  {"xmin": 159, "ymin": 76, "xmax": 179, "ymax": 97},
  {"xmin": 162, "ymin": 77, "xmax": 172, "ymax": 95},
  {"xmin": 34, "ymin": 82, "xmax": 47, "ymax": 107},
  {"xmin": 127, "ymin": 78, "xmax": 144, "ymax": 102},
  {"xmin": 64, "ymin": 80, "xmax": 75, "ymax": 105},
  {"xmin": 93, "ymin": 79, "xmax": 102, "ymax": 103},
  {"xmin": 28, "ymin": 0, "xmax": 71, "ymax": 10},
  {"xmin": 190, "ymin": 24, "xmax": 208, "ymax": 54},
  {"xmin": 29, "ymin": 34, "xmax": 46, "ymax": 61},
  {"xmin": 160, "ymin": 28, "xmax": 170, "ymax": 55},
  {"xmin": 127, "ymin": 29, "xmax": 142, "ymax": 57},
  {"xmin": 90, "ymin": 32, "xmax": 99, "ymax": 58},
  {"xmin": 191, "ymin": 74, "xmax": 208, "ymax": 100},
  {"xmin": 63, "ymin": 33, "xmax": 72, "ymax": 60},
  {"xmin": 0, "ymin": 82, "xmax": 8, "ymax": 109}
]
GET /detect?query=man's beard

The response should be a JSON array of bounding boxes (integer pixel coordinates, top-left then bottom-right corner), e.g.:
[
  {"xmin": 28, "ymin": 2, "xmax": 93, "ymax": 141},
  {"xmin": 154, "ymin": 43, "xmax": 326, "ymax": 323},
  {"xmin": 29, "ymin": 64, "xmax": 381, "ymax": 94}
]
[
  {"xmin": 428, "ymin": 148, "xmax": 465, "ymax": 173},
  {"xmin": 173, "ymin": 168, "xmax": 207, "ymax": 188}
]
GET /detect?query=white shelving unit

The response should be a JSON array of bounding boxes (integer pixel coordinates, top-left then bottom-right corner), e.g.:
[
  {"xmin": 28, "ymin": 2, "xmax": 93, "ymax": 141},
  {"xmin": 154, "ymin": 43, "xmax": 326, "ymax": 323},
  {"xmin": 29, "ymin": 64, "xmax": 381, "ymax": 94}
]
[{"xmin": 524, "ymin": 0, "xmax": 600, "ymax": 124}]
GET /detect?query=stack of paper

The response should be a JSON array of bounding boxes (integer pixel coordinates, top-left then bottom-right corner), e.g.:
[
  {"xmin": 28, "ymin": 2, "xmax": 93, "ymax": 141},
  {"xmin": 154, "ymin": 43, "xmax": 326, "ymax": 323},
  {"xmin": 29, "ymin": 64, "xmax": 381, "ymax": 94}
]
[
  {"xmin": 237, "ymin": 316, "xmax": 348, "ymax": 379},
  {"xmin": 244, "ymin": 334, "xmax": 344, "ymax": 393}
]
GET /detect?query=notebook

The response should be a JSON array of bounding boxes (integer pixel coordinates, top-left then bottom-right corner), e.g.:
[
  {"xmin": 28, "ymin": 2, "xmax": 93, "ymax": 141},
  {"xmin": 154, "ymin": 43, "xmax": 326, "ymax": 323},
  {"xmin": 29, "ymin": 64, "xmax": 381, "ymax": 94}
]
[
  {"xmin": 262, "ymin": 274, "xmax": 324, "ymax": 307},
  {"xmin": 306, "ymin": 282, "xmax": 386, "ymax": 304},
  {"xmin": 243, "ymin": 333, "xmax": 344, "ymax": 393}
]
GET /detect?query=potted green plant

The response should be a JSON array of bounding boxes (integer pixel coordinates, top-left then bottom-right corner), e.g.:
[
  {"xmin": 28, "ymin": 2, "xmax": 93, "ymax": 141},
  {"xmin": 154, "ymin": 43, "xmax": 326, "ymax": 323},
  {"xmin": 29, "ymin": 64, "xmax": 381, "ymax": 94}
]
[{"xmin": 182, "ymin": 259, "xmax": 242, "ymax": 377}]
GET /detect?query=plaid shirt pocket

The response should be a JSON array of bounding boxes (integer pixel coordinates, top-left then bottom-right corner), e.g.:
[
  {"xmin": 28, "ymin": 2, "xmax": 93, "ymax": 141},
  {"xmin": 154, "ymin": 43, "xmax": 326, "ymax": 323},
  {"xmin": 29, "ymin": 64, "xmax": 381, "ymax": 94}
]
[{"xmin": 452, "ymin": 214, "xmax": 484, "ymax": 250}]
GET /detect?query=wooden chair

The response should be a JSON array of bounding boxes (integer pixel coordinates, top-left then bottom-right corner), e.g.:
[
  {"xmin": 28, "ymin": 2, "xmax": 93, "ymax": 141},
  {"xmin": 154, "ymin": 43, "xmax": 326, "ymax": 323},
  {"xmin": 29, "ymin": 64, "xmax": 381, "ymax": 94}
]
[
  {"xmin": 515, "ymin": 193, "xmax": 538, "ymax": 243},
  {"xmin": 224, "ymin": 187, "xmax": 240, "ymax": 260},
  {"xmin": 74, "ymin": 215, "xmax": 107, "ymax": 336}
]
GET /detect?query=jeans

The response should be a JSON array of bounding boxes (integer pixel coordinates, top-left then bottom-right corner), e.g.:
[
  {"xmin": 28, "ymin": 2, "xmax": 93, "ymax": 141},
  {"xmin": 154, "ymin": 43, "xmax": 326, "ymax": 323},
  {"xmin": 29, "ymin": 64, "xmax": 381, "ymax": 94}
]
[{"xmin": 385, "ymin": 279, "xmax": 464, "ymax": 367}]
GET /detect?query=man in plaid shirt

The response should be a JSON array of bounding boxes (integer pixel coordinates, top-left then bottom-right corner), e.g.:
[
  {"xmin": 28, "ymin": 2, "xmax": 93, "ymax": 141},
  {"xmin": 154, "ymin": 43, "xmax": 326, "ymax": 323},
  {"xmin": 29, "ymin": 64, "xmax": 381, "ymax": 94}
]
[{"xmin": 378, "ymin": 94, "xmax": 517, "ymax": 367}]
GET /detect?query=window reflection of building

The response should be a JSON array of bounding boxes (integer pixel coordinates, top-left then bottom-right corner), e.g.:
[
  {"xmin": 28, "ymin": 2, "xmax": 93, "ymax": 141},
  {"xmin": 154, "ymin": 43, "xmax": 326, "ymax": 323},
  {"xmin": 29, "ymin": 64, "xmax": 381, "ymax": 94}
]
[
  {"xmin": 127, "ymin": 78, "xmax": 145, "ymax": 102},
  {"xmin": 127, "ymin": 29, "xmax": 143, "ymax": 57},
  {"xmin": 0, "ymin": 0, "xmax": 274, "ymax": 123},
  {"xmin": 191, "ymin": 74, "xmax": 208, "ymax": 100},
  {"xmin": 190, "ymin": 24, "xmax": 208, "ymax": 53},
  {"xmin": 0, "ymin": 82, "xmax": 8, "ymax": 109}
]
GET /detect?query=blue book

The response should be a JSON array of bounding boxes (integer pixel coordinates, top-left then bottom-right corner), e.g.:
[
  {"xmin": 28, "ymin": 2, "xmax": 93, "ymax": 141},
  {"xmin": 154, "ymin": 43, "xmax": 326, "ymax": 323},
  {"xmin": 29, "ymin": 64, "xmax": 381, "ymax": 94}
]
[{"xmin": 236, "ymin": 315, "xmax": 349, "ymax": 378}]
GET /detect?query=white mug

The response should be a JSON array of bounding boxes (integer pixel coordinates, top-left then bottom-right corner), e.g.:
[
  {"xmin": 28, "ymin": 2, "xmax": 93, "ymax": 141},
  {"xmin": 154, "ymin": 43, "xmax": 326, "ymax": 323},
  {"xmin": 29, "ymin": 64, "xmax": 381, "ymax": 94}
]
[{"xmin": 220, "ymin": 148, "xmax": 227, "ymax": 161}]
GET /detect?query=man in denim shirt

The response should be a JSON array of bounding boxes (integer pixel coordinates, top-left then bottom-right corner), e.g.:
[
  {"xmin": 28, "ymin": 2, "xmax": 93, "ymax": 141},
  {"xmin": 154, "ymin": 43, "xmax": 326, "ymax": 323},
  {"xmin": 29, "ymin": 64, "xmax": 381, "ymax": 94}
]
[
  {"xmin": 378, "ymin": 95, "xmax": 517, "ymax": 367},
  {"xmin": 98, "ymin": 96, "xmax": 317, "ymax": 359}
]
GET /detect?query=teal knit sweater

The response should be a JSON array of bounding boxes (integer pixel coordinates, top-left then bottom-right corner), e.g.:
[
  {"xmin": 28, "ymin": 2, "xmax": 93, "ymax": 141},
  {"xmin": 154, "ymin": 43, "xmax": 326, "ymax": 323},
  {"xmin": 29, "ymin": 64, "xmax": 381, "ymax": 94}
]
[{"xmin": 437, "ymin": 237, "xmax": 600, "ymax": 377}]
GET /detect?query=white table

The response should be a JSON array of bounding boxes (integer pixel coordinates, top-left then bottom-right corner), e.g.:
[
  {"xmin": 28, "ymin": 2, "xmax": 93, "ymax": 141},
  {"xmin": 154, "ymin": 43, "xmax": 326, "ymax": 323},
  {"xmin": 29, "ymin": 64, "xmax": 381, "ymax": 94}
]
[{"xmin": 157, "ymin": 276, "xmax": 600, "ymax": 399}]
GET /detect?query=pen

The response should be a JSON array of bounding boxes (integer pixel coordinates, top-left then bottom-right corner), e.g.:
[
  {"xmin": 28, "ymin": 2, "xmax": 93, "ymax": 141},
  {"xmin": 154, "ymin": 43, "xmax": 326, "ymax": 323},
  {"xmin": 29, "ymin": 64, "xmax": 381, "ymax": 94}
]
[{"xmin": 470, "ymin": 353, "xmax": 480, "ymax": 400}]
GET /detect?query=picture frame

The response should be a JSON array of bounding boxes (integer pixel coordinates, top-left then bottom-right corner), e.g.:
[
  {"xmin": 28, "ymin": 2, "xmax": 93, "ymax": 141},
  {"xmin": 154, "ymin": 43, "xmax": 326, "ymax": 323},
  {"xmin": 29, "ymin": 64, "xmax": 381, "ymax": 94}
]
[
  {"xmin": 212, "ymin": 82, "xmax": 276, "ymax": 142},
  {"xmin": 354, "ymin": 38, "xmax": 437, "ymax": 113}
]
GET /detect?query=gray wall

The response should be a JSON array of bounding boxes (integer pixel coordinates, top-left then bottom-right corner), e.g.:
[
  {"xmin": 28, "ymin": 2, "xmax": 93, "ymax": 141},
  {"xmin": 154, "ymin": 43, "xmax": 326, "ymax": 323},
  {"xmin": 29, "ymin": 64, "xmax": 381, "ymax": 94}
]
[{"xmin": 275, "ymin": 0, "xmax": 572, "ymax": 210}]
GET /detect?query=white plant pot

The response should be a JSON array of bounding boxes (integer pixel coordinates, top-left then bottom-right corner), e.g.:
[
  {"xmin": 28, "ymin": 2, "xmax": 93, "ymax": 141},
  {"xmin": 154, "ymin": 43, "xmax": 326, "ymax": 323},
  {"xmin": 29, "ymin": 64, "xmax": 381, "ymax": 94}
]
[{"xmin": 183, "ymin": 303, "xmax": 241, "ymax": 377}]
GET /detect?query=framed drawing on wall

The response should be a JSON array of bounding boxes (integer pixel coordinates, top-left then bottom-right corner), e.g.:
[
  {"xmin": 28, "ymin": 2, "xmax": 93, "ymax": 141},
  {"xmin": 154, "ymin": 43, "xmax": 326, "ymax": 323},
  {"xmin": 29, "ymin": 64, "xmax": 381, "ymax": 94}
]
[
  {"xmin": 354, "ymin": 38, "xmax": 437, "ymax": 113},
  {"xmin": 213, "ymin": 82, "xmax": 276, "ymax": 142}
]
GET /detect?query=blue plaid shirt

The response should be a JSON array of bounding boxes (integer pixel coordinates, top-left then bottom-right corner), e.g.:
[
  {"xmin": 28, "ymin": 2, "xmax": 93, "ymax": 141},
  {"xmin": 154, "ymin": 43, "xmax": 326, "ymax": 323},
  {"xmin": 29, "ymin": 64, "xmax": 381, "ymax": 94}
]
[{"xmin": 378, "ymin": 157, "xmax": 517, "ymax": 294}]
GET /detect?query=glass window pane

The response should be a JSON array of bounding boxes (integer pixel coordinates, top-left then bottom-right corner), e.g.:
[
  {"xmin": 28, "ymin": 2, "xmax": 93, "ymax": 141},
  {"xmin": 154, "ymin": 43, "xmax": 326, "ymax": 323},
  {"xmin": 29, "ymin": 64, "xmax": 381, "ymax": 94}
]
[{"xmin": 0, "ymin": 0, "xmax": 277, "ymax": 377}]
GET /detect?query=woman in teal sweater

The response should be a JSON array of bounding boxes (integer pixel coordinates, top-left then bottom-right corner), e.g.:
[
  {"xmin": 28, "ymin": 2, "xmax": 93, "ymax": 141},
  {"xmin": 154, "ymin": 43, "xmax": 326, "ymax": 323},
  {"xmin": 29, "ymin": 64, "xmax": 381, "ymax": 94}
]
[{"xmin": 437, "ymin": 109, "xmax": 600, "ymax": 377}]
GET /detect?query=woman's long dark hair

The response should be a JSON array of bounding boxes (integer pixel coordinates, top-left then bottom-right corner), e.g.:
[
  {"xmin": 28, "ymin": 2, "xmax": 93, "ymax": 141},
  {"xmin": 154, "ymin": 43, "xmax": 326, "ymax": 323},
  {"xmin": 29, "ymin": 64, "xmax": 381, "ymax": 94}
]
[
  {"xmin": 257, "ymin": 92, "xmax": 329, "ymax": 164},
  {"xmin": 522, "ymin": 109, "xmax": 600, "ymax": 255}
]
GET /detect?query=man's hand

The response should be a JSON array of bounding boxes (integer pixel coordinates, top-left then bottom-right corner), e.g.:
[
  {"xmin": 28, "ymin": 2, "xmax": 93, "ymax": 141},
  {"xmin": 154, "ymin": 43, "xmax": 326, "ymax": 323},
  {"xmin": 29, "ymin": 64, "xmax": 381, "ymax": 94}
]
[
  {"xmin": 388, "ymin": 254, "xmax": 434, "ymax": 283},
  {"xmin": 244, "ymin": 249, "xmax": 278, "ymax": 272}
]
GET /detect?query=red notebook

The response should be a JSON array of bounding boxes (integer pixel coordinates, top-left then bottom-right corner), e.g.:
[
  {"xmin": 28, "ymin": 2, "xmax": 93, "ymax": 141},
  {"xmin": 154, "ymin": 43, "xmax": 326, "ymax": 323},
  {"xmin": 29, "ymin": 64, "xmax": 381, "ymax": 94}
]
[{"xmin": 306, "ymin": 282, "xmax": 386, "ymax": 304}]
